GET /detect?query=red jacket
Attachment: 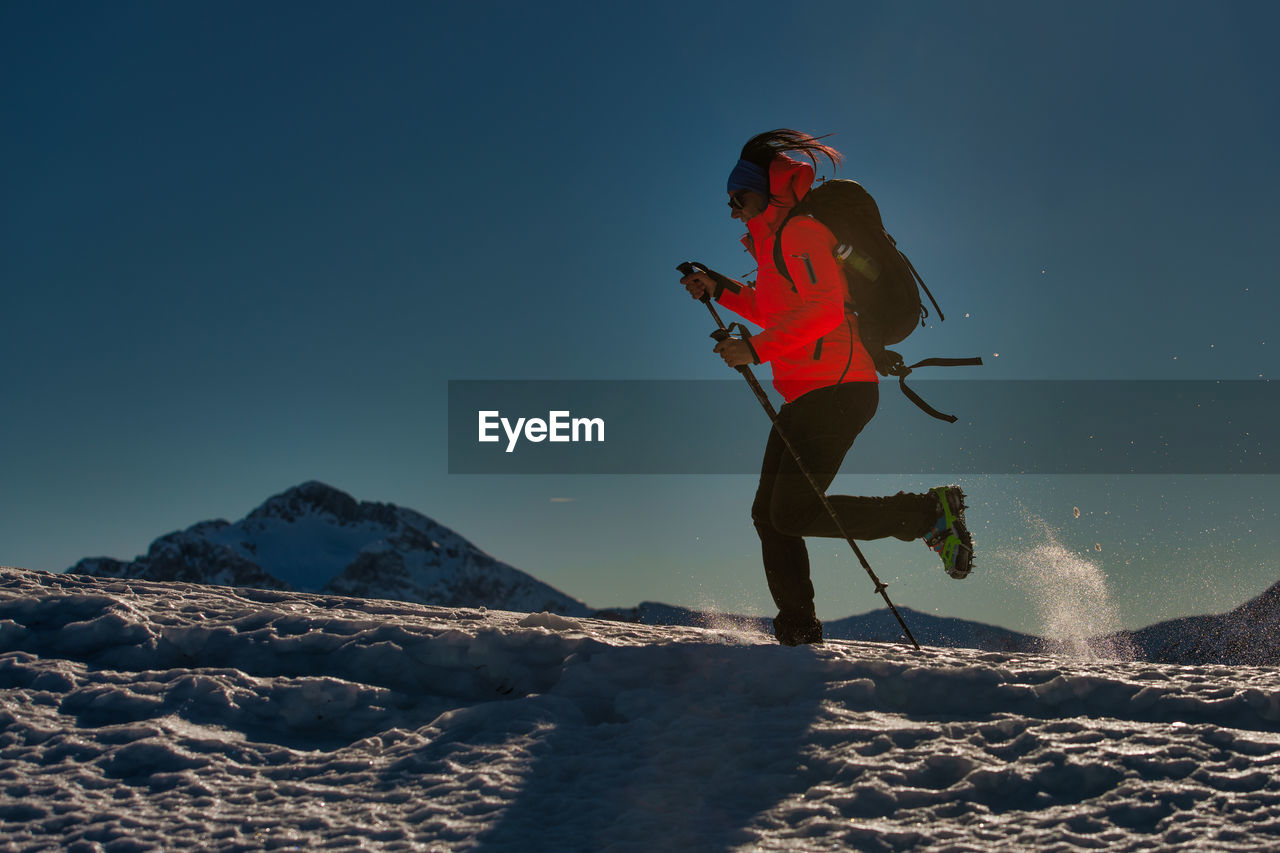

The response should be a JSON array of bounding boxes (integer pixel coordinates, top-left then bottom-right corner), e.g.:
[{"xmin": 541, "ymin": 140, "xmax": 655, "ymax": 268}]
[{"xmin": 717, "ymin": 156, "xmax": 878, "ymax": 402}]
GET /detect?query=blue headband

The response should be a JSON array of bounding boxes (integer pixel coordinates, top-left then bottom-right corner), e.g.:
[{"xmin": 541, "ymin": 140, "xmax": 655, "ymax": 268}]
[{"xmin": 727, "ymin": 158, "xmax": 769, "ymax": 198}]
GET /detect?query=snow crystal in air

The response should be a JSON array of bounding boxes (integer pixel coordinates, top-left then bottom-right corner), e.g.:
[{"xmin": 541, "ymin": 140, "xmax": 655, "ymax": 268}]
[{"xmin": 1006, "ymin": 521, "xmax": 1137, "ymax": 661}]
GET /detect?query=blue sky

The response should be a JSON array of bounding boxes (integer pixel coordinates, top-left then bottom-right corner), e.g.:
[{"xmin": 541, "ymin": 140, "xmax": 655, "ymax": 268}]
[{"xmin": 2, "ymin": 0, "xmax": 1277, "ymax": 634}]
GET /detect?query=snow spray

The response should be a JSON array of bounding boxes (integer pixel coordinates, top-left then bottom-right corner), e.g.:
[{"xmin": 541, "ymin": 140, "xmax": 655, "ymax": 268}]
[
  {"xmin": 692, "ymin": 589, "xmax": 773, "ymax": 644},
  {"xmin": 1005, "ymin": 518, "xmax": 1137, "ymax": 661}
]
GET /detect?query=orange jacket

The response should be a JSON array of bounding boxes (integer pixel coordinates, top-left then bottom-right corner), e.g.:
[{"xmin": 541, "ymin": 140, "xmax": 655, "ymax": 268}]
[{"xmin": 716, "ymin": 156, "xmax": 877, "ymax": 402}]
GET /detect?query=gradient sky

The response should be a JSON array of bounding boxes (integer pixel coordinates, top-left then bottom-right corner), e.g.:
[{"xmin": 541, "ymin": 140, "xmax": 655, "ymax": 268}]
[{"xmin": 3, "ymin": 0, "xmax": 1278, "ymax": 635}]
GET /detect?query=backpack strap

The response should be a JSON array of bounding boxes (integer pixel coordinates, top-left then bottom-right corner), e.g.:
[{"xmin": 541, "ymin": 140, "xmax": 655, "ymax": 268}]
[
  {"xmin": 882, "ymin": 355, "xmax": 984, "ymax": 423},
  {"xmin": 897, "ymin": 241, "xmax": 944, "ymax": 322},
  {"xmin": 771, "ymin": 214, "xmax": 800, "ymax": 292}
]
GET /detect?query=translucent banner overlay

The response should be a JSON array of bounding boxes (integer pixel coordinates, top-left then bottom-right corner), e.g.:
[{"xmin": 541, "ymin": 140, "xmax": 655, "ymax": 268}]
[{"xmin": 447, "ymin": 380, "xmax": 1278, "ymax": 475}]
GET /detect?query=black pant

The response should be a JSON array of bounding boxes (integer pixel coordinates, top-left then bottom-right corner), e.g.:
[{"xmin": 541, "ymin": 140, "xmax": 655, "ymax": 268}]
[{"xmin": 751, "ymin": 382, "xmax": 938, "ymax": 620}]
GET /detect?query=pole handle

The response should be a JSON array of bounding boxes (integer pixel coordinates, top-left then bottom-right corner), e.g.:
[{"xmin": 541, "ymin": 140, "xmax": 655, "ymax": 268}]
[{"xmin": 676, "ymin": 261, "xmax": 742, "ymax": 298}]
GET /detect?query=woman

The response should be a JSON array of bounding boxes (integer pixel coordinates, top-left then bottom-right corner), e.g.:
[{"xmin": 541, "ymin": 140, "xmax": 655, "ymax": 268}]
[{"xmin": 681, "ymin": 129, "xmax": 973, "ymax": 646}]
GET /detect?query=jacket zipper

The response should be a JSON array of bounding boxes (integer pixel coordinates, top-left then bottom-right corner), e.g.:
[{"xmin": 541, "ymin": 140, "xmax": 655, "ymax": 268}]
[
  {"xmin": 837, "ymin": 316, "xmax": 855, "ymax": 384},
  {"xmin": 794, "ymin": 252, "xmax": 826, "ymax": 360},
  {"xmin": 789, "ymin": 252, "xmax": 818, "ymax": 285}
]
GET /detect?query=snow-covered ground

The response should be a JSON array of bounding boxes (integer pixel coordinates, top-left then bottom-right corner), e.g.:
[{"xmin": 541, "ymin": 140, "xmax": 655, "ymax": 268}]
[{"xmin": 2, "ymin": 567, "xmax": 1280, "ymax": 852}]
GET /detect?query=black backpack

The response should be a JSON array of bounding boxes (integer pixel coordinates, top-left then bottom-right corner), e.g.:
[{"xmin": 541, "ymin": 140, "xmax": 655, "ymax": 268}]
[
  {"xmin": 774, "ymin": 179, "xmax": 981, "ymax": 422},
  {"xmin": 773, "ymin": 179, "xmax": 939, "ymax": 350}
]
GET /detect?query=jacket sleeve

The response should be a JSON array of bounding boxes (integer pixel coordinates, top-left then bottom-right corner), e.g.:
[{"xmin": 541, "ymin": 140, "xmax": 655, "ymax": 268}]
[
  {"xmin": 714, "ymin": 279, "xmax": 764, "ymax": 326},
  {"xmin": 748, "ymin": 217, "xmax": 847, "ymax": 364}
]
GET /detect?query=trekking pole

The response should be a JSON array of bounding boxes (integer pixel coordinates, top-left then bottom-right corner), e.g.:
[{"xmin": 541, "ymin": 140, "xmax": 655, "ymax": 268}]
[{"xmin": 678, "ymin": 262, "xmax": 921, "ymax": 651}]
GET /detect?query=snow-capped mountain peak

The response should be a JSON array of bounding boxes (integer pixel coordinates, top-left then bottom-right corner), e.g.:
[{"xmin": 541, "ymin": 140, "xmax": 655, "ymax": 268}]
[
  {"xmin": 71, "ymin": 482, "xmax": 590, "ymax": 616},
  {"xmin": 245, "ymin": 479, "xmax": 388, "ymax": 527}
]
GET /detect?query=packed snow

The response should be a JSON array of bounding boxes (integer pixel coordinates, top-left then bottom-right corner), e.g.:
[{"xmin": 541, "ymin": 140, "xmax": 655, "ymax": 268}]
[{"xmin": 3, "ymin": 567, "xmax": 1280, "ymax": 851}]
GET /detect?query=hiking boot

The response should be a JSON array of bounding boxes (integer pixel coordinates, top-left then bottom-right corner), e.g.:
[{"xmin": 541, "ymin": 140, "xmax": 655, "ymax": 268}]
[
  {"xmin": 924, "ymin": 485, "xmax": 974, "ymax": 579},
  {"xmin": 773, "ymin": 611, "xmax": 824, "ymax": 646}
]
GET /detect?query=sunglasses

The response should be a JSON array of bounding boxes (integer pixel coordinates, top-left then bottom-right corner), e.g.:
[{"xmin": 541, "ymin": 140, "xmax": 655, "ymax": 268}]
[{"xmin": 728, "ymin": 190, "xmax": 749, "ymax": 210}]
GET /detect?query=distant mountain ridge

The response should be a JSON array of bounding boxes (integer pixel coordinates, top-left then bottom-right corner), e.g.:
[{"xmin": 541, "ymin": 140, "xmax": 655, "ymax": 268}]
[
  {"xmin": 72, "ymin": 481, "xmax": 591, "ymax": 616},
  {"xmin": 68, "ymin": 482, "xmax": 1280, "ymax": 663},
  {"xmin": 595, "ymin": 602, "xmax": 1040, "ymax": 652},
  {"xmin": 70, "ymin": 482, "xmax": 1035, "ymax": 652},
  {"xmin": 1115, "ymin": 581, "xmax": 1280, "ymax": 667}
]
